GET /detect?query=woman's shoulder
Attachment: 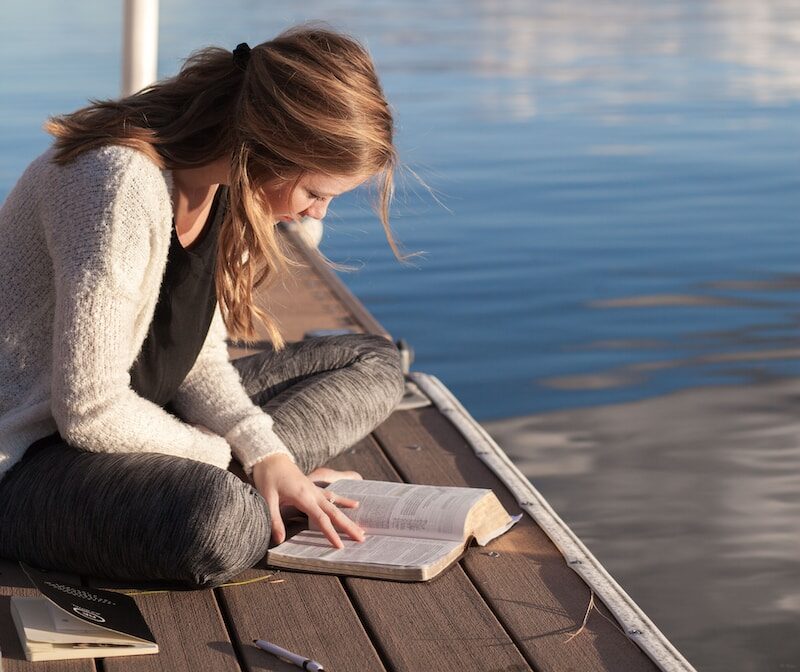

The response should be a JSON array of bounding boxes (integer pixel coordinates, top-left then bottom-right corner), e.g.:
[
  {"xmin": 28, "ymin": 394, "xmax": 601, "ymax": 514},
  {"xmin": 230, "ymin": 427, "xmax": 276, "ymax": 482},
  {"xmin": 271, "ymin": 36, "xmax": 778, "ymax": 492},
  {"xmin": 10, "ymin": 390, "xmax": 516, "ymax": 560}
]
[
  {"xmin": 4, "ymin": 144, "xmax": 163, "ymax": 219},
  {"xmin": 5, "ymin": 143, "xmax": 173, "ymax": 249},
  {"xmin": 7, "ymin": 143, "xmax": 158, "ymax": 198},
  {"xmin": 32, "ymin": 144, "xmax": 174, "ymax": 273},
  {"xmin": 38, "ymin": 143, "xmax": 173, "ymax": 220},
  {"xmin": 55, "ymin": 143, "xmax": 167, "ymax": 191}
]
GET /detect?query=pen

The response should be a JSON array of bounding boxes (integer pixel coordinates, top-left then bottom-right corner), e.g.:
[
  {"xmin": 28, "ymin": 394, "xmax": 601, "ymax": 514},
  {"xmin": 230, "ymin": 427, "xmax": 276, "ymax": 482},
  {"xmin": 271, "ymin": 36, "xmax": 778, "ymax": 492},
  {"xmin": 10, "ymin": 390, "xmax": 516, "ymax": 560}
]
[{"xmin": 253, "ymin": 638, "xmax": 325, "ymax": 671}]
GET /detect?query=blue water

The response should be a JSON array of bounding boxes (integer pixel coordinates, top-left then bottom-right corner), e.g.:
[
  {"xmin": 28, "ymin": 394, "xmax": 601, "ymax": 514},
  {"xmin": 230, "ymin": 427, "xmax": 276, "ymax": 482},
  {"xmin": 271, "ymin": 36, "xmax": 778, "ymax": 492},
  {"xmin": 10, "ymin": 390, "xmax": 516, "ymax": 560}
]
[{"xmin": 2, "ymin": 1, "xmax": 799, "ymax": 670}]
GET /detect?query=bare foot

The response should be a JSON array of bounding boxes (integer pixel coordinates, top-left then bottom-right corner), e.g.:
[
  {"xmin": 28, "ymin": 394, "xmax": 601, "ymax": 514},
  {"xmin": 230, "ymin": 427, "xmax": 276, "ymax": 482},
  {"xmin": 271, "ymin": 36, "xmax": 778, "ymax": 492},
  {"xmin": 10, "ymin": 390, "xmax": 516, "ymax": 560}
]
[
  {"xmin": 278, "ymin": 468, "xmax": 363, "ymax": 522},
  {"xmin": 308, "ymin": 466, "xmax": 363, "ymax": 487}
]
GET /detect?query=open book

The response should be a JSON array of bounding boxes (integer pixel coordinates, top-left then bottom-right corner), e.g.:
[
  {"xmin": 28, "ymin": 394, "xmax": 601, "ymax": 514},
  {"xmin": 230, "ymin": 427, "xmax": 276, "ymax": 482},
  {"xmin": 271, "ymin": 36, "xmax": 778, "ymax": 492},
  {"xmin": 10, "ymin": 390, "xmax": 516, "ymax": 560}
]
[
  {"xmin": 10, "ymin": 563, "xmax": 158, "ymax": 662},
  {"xmin": 266, "ymin": 479, "xmax": 522, "ymax": 581}
]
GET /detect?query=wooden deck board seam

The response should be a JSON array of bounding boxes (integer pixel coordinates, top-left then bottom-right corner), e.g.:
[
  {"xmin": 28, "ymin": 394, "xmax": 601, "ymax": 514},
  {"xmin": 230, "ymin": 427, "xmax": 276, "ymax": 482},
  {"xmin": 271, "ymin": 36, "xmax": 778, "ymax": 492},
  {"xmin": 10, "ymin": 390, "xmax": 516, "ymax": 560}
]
[
  {"xmin": 337, "ymin": 577, "xmax": 396, "ymax": 672},
  {"xmin": 212, "ymin": 587, "xmax": 250, "ymax": 672},
  {"xmin": 456, "ymin": 557, "xmax": 550, "ymax": 672}
]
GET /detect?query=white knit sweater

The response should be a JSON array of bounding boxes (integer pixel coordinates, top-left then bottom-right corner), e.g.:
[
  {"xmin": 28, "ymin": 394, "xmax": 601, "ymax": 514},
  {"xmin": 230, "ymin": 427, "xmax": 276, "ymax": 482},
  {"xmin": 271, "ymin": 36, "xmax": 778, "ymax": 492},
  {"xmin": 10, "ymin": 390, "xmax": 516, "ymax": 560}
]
[{"xmin": 0, "ymin": 143, "xmax": 295, "ymax": 480}]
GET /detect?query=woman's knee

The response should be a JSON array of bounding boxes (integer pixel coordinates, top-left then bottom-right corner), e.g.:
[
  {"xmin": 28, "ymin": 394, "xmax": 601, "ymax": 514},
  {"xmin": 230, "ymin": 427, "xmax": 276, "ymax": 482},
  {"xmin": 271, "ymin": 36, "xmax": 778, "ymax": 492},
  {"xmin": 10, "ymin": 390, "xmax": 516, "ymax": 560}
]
[
  {"xmin": 348, "ymin": 334, "xmax": 405, "ymax": 410},
  {"xmin": 172, "ymin": 466, "xmax": 272, "ymax": 588},
  {"xmin": 118, "ymin": 459, "xmax": 272, "ymax": 588}
]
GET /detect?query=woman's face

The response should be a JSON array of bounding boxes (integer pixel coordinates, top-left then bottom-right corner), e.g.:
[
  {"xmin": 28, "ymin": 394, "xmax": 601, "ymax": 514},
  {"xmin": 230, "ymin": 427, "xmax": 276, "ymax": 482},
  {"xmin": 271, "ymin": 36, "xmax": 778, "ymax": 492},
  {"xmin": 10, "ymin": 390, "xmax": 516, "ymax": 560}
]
[{"xmin": 264, "ymin": 172, "xmax": 368, "ymax": 223}]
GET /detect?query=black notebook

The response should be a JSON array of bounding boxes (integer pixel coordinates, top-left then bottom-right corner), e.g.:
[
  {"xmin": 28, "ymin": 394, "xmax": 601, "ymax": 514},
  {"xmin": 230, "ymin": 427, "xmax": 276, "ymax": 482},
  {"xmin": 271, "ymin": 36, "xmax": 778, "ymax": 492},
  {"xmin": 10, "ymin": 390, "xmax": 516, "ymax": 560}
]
[{"xmin": 10, "ymin": 562, "xmax": 159, "ymax": 662}]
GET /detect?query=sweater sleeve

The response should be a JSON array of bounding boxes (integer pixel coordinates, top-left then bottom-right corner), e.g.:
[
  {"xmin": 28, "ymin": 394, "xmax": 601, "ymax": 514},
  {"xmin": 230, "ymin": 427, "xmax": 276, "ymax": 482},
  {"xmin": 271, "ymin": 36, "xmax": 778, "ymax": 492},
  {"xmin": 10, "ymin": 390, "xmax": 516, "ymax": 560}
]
[
  {"xmin": 45, "ymin": 149, "xmax": 232, "ymax": 470},
  {"xmin": 170, "ymin": 305, "xmax": 296, "ymax": 476}
]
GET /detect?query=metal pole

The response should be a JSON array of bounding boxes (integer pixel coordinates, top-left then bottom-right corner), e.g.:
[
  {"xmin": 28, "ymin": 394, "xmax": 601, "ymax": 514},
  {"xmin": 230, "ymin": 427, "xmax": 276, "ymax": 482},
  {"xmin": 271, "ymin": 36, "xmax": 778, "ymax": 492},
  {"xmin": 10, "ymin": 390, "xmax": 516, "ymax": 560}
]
[{"xmin": 121, "ymin": 0, "xmax": 159, "ymax": 97}]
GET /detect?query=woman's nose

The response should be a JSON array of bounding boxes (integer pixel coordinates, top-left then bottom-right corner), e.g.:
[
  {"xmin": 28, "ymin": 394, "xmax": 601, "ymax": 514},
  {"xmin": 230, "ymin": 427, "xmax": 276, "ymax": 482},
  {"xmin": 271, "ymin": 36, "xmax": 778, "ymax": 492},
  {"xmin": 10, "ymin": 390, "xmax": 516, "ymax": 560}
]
[{"xmin": 303, "ymin": 200, "xmax": 329, "ymax": 220}]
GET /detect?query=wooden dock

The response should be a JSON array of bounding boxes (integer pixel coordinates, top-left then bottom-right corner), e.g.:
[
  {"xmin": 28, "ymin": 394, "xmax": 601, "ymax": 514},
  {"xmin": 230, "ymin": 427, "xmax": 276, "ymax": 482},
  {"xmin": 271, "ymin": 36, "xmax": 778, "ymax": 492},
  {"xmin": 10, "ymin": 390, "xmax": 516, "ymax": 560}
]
[{"xmin": 0, "ymin": 226, "xmax": 672, "ymax": 671}]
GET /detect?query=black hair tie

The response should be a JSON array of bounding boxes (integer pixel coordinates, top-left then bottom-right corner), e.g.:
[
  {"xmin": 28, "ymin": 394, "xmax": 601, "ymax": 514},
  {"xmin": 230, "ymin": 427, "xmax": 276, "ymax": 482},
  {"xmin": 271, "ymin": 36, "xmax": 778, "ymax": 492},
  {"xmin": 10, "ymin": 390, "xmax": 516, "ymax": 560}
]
[{"xmin": 233, "ymin": 42, "xmax": 251, "ymax": 71}]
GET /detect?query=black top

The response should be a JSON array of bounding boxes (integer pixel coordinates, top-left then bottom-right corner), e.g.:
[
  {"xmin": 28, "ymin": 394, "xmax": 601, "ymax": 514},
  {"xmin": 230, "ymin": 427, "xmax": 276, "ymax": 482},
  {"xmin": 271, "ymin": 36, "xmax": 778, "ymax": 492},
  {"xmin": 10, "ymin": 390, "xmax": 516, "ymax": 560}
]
[{"xmin": 129, "ymin": 186, "xmax": 227, "ymax": 407}]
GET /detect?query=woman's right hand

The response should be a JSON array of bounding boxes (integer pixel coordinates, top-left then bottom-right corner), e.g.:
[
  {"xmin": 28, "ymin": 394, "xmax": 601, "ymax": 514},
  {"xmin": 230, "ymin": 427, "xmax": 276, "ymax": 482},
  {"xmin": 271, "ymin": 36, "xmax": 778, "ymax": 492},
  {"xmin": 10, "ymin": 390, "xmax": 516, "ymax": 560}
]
[{"xmin": 251, "ymin": 453, "xmax": 365, "ymax": 549}]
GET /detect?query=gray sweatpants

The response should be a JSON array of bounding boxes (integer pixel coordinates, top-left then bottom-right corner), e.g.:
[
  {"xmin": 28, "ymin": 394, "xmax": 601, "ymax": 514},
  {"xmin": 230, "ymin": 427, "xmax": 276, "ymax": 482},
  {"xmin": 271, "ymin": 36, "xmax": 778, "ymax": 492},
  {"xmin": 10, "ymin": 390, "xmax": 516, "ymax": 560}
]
[{"xmin": 0, "ymin": 334, "xmax": 404, "ymax": 589}]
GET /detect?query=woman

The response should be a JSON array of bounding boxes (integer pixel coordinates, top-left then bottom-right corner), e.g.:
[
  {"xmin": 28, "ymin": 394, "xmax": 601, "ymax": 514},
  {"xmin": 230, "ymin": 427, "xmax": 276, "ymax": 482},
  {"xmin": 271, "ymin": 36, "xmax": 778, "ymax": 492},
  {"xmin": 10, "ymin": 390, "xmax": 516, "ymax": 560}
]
[{"xmin": 0, "ymin": 26, "xmax": 408, "ymax": 588}]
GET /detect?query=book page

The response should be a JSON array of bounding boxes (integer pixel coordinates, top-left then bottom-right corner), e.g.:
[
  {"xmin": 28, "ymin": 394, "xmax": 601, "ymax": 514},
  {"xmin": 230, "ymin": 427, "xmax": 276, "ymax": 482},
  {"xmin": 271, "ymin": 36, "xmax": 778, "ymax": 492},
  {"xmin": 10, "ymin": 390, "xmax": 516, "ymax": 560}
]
[
  {"xmin": 270, "ymin": 530, "xmax": 462, "ymax": 568},
  {"xmin": 318, "ymin": 480, "xmax": 488, "ymax": 541},
  {"xmin": 475, "ymin": 513, "xmax": 523, "ymax": 546}
]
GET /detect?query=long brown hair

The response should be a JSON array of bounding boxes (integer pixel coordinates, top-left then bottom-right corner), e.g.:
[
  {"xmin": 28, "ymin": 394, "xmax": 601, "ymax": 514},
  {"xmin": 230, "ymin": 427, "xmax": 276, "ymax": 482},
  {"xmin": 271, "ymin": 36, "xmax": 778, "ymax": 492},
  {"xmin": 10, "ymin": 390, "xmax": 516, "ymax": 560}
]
[{"xmin": 44, "ymin": 24, "xmax": 413, "ymax": 349}]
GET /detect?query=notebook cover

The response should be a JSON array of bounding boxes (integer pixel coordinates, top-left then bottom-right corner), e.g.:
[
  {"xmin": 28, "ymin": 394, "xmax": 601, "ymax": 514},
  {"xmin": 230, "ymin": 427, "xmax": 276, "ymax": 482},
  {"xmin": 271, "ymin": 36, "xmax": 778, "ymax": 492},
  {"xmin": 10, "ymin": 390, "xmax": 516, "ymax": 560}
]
[{"xmin": 19, "ymin": 562, "xmax": 156, "ymax": 645}]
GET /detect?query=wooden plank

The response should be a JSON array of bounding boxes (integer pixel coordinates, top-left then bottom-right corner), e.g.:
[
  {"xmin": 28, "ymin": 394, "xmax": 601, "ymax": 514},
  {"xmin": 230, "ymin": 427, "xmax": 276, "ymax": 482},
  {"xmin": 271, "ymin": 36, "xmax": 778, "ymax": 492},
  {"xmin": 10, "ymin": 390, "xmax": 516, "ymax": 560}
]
[
  {"xmin": 85, "ymin": 577, "xmax": 240, "ymax": 672},
  {"xmin": 0, "ymin": 560, "xmax": 95, "ymax": 672},
  {"xmin": 327, "ymin": 437, "xmax": 532, "ymax": 672},
  {"xmin": 372, "ymin": 408, "xmax": 659, "ymax": 672}
]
